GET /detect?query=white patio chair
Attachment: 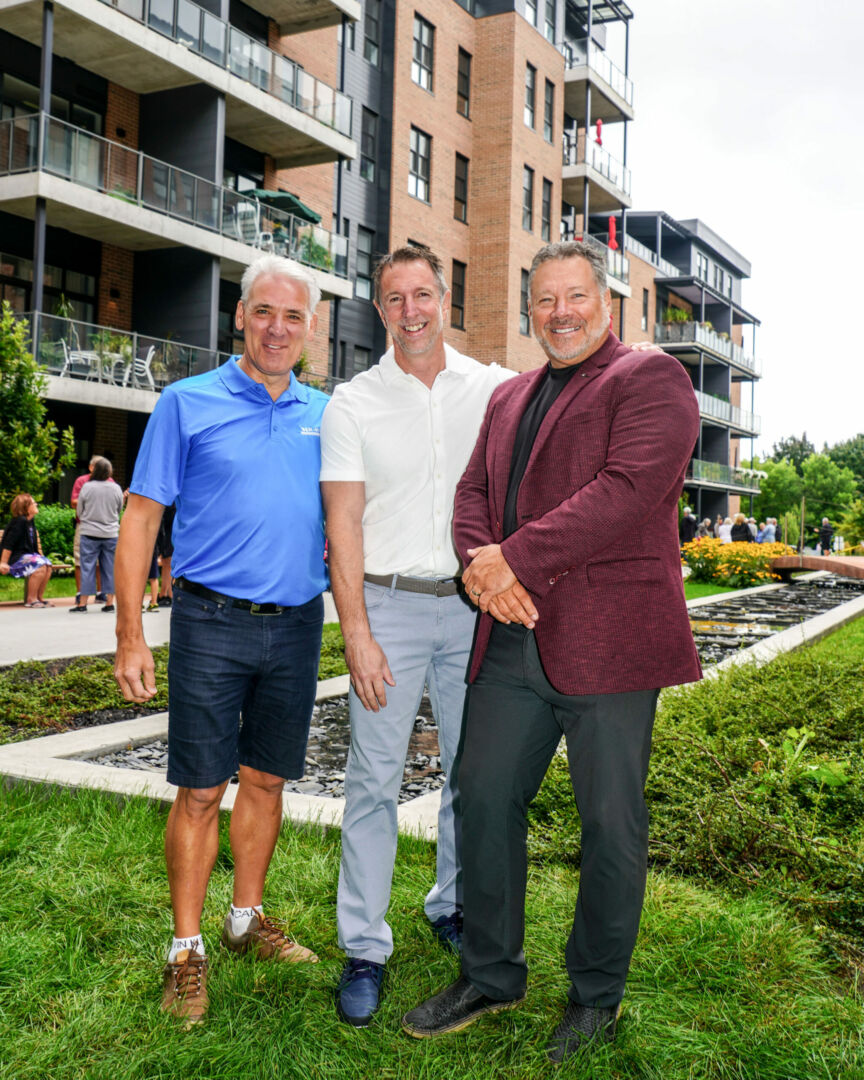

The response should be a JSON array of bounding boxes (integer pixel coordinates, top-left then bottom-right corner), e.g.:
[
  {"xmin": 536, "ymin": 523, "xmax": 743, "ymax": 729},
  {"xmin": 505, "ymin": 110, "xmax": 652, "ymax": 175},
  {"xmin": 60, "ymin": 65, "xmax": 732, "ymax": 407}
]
[{"xmin": 122, "ymin": 344, "xmax": 156, "ymax": 391}]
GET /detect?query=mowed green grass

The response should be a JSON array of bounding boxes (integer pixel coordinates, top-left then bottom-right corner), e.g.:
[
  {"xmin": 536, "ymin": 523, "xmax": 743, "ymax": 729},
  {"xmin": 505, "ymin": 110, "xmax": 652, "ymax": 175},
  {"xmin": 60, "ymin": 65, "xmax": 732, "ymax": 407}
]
[
  {"xmin": 0, "ymin": 783, "xmax": 862, "ymax": 1080},
  {"xmin": 0, "ymin": 574, "xmax": 78, "ymax": 602}
]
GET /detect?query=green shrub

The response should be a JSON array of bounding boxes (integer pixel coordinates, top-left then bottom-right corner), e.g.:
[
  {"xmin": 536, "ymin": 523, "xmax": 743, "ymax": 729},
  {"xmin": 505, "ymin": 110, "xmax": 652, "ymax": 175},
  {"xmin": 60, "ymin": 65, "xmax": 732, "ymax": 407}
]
[{"xmin": 33, "ymin": 502, "xmax": 75, "ymax": 562}]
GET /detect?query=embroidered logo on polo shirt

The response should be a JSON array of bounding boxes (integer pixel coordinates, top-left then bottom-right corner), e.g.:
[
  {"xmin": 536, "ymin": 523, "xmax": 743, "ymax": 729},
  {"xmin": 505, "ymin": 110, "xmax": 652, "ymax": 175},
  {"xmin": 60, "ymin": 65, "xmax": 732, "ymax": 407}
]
[{"xmin": 300, "ymin": 426, "xmax": 321, "ymax": 436}]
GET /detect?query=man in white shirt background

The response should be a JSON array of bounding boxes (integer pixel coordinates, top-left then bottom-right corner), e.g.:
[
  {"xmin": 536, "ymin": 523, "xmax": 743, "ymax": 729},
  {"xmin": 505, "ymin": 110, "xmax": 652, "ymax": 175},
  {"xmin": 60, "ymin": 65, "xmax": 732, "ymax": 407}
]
[{"xmin": 320, "ymin": 246, "xmax": 516, "ymax": 1027}]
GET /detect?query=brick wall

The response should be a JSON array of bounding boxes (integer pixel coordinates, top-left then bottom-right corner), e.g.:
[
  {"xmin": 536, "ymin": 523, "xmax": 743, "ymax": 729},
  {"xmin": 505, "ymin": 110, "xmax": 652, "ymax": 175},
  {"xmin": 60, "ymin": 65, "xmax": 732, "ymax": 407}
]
[
  {"xmin": 97, "ymin": 245, "xmax": 134, "ymax": 330},
  {"xmin": 93, "ymin": 408, "xmax": 128, "ymax": 487},
  {"xmin": 619, "ymin": 252, "xmax": 656, "ymax": 344}
]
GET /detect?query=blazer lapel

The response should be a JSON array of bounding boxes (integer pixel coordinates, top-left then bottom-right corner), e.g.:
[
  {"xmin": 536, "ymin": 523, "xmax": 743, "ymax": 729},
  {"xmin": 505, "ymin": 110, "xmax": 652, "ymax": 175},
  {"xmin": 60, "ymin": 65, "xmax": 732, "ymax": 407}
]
[{"xmin": 489, "ymin": 367, "xmax": 544, "ymax": 523}]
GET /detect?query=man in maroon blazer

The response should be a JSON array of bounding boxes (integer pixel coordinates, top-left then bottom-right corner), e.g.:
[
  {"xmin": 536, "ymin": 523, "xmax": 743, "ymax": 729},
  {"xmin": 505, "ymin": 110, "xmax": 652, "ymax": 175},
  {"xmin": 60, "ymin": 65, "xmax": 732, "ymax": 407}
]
[{"xmin": 402, "ymin": 241, "xmax": 701, "ymax": 1061}]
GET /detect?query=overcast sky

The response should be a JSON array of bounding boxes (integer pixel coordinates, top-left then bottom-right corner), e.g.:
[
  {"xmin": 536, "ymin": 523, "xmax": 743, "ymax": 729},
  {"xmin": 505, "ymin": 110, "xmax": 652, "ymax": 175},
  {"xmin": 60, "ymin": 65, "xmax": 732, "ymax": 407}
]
[{"xmin": 618, "ymin": 0, "xmax": 863, "ymax": 457}]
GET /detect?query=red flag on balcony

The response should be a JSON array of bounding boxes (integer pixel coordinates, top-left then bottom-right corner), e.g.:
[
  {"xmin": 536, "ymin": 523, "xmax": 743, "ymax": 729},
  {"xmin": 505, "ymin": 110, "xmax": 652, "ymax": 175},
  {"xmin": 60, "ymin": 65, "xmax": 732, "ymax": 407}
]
[
  {"xmin": 608, "ymin": 215, "xmax": 618, "ymax": 250},
  {"xmin": 595, "ymin": 118, "xmax": 603, "ymax": 145}
]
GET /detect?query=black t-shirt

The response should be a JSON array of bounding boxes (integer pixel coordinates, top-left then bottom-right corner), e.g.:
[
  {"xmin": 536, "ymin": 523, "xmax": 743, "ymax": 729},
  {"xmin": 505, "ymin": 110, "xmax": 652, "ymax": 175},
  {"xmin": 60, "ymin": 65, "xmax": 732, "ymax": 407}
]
[
  {"xmin": 503, "ymin": 362, "xmax": 582, "ymax": 538},
  {"xmin": 1, "ymin": 516, "xmax": 38, "ymax": 564}
]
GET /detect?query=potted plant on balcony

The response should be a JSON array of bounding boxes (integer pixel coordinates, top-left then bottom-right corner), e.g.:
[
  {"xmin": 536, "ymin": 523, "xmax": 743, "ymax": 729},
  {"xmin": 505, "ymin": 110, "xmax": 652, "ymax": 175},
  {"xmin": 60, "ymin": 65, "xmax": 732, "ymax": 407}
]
[{"xmin": 662, "ymin": 306, "xmax": 690, "ymax": 324}]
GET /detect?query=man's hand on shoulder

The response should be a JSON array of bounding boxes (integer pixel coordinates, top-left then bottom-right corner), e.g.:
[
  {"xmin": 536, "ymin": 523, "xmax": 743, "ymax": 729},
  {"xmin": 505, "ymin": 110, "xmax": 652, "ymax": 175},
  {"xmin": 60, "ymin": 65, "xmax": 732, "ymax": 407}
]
[
  {"xmin": 344, "ymin": 631, "xmax": 396, "ymax": 713},
  {"xmin": 114, "ymin": 639, "xmax": 158, "ymax": 703}
]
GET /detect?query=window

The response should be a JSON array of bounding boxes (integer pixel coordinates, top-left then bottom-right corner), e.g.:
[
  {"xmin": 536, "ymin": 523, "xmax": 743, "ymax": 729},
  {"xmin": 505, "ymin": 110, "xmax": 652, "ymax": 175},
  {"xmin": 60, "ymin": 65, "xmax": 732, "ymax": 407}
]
[
  {"xmin": 714, "ymin": 265, "xmax": 725, "ymax": 294},
  {"xmin": 360, "ymin": 108, "xmax": 377, "ymax": 182},
  {"xmin": 454, "ymin": 153, "xmax": 469, "ymax": 222},
  {"xmin": 338, "ymin": 19, "xmax": 355, "ymax": 49},
  {"xmin": 412, "ymin": 14, "xmax": 435, "ymax": 91},
  {"xmin": 641, "ymin": 288, "xmax": 649, "ymax": 332},
  {"xmin": 409, "ymin": 127, "xmax": 431, "ymax": 201},
  {"xmin": 522, "ymin": 166, "xmax": 534, "ymax": 231},
  {"xmin": 544, "ymin": 0, "xmax": 555, "ymax": 41},
  {"xmin": 451, "ymin": 260, "xmax": 466, "ymax": 329},
  {"xmin": 525, "ymin": 0, "xmax": 538, "ymax": 28},
  {"xmin": 696, "ymin": 252, "xmax": 709, "ymax": 281},
  {"xmin": 541, "ymin": 178, "xmax": 552, "ymax": 241},
  {"xmin": 334, "ymin": 340, "xmax": 348, "ymax": 380},
  {"xmin": 543, "ymin": 79, "xmax": 554, "ymax": 142},
  {"xmin": 520, "ymin": 269, "xmax": 530, "ymax": 334},
  {"xmin": 457, "ymin": 48, "xmax": 472, "ymax": 118},
  {"xmin": 354, "ymin": 346, "xmax": 371, "ymax": 373},
  {"xmin": 364, "ymin": 0, "xmax": 381, "ymax": 65},
  {"xmin": 524, "ymin": 64, "xmax": 536, "ymax": 127},
  {"xmin": 356, "ymin": 226, "xmax": 374, "ymax": 299}
]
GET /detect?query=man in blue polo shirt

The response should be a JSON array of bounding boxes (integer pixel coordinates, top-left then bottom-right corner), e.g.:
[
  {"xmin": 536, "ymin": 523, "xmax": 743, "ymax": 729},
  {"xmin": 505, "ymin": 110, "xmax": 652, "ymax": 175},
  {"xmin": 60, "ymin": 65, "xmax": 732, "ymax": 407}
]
[{"xmin": 114, "ymin": 255, "xmax": 328, "ymax": 1026}]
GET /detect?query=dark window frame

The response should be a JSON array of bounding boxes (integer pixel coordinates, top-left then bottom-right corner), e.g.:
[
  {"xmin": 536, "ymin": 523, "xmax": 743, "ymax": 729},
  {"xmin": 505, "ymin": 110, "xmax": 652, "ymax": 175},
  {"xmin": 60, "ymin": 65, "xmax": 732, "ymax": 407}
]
[
  {"xmin": 541, "ymin": 177, "xmax": 552, "ymax": 241},
  {"xmin": 524, "ymin": 63, "xmax": 536, "ymax": 128},
  {"xmin": 522, "ymin": 165, "xmax": 534, "ymax": 232},
  {"xmin": 454, "ymin": 153, "xmax": 469, "ymax": 222},
  {"xmin": 356, "ymin": 225, "xmax": 374, "ymax": 299},
  {"xmin": 451, "ymin": 260, "xmax": 466, "ymax": 329},
  {"xmin": 457, "ymin": 48, "xmax": 472, "ymax": 118},
  {"xmin": 520, "ymin": 269, "xmax": 530, "ymax": 334},
  {"xmin": 412, "ymin": 13, "xmax": 435, "ymax": 91},
  {"xmin": 409, "ymin": 126, "xmax": 432, "ymax": 202},
  {"xmin": 360, "ymin": 107, "xmax": 378, "ymax": 182},
  {"xmin": 543, "ymin": 79, "xmax": 554, "ymax": 143},
  {"xmin": 364, "ymin": 0, "xmax": 381, "ymax": 65}
]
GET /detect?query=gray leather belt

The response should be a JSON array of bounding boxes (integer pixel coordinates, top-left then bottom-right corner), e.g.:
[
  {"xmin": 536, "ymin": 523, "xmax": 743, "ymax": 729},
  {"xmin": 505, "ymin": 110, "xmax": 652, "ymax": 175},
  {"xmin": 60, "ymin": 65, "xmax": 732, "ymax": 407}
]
[{"xmin": 363, "ymin": 573, "xmax": 461, "ymax": 597}]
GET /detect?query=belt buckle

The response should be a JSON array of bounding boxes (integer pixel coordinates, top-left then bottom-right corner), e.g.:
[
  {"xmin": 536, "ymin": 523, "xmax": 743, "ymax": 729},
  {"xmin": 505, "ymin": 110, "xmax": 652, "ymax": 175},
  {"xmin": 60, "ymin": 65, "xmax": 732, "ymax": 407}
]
[
  {"xmin": 250, "ymin": 602, "xmax": 282, "ymax": 615},
  {"xmin": 434, "ymin": 580, "xmax": 450, "ymax": 597}
]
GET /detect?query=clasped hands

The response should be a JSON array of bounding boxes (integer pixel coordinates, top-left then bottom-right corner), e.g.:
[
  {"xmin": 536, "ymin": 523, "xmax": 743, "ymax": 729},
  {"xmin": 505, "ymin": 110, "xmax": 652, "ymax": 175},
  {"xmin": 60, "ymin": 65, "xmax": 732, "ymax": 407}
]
[{"xmin": 463, "ymin": 544, "xmax": 538, "ymax": 628}]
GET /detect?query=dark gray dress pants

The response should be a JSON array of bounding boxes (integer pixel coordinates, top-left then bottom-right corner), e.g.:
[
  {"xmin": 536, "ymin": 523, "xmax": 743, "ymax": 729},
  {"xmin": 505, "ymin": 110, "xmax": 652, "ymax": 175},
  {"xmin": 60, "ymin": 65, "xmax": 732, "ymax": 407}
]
[{"xmin": 459, "ymin": 621, "xmax": 658, "ymax": 1008}]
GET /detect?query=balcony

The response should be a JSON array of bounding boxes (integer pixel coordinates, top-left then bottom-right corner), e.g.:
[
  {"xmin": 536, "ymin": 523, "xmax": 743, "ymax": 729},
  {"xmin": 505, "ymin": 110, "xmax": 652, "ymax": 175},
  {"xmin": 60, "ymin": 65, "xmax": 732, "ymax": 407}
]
[
  {"xmin": 655, "ymin": 321, "xmax": 761, "ymax": 378},
  {"xmin": 19, "ymin": 311, "xmax": 227, "ymax": 412},
  {"xmin": 0, "ymin": 0, "xmax": 355, "ymax": 166},
  {"xmin": 623, "ymin": 235, "xmax": 678, "ymax": 278},
  {"xmin": 0, "ymin": 114, "xmax": 351, "ymax": 298},
  {"xmin": 687, "ymin": 458, "xmax": 761, "ymax": 495},
  {"xmin": 245, "ymin": 0, "xmax": 361, "ymax": 35},
  {"xmin": 558, "ymin": 40, "xmax": 634, "ymax": 124},
  {"xmin": 562, "ymin": 133, "xmax": 631, "ymax": 212},
  {"xmin": 694, "ymin": 390, "xmax": 761, "ymax": 437},
  {"xmin": 561, "ymin": 230, "xmax": 630, "ymax": 296}
]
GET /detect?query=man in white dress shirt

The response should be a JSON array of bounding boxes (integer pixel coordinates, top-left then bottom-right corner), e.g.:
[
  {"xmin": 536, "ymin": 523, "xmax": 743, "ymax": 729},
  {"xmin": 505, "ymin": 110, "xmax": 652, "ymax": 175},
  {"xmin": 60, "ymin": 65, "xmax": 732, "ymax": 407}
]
[{"xmin": 320, "ymin": 246, "xmax": 516, "ymax": 1026}]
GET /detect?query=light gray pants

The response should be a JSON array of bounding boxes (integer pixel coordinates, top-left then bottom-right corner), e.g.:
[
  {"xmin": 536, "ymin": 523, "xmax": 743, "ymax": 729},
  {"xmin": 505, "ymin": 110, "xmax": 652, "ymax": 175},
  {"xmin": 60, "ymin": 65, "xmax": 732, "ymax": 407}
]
[{"xmin": 337, "ymin": 581, "xmax": 476, "ymax": 964}]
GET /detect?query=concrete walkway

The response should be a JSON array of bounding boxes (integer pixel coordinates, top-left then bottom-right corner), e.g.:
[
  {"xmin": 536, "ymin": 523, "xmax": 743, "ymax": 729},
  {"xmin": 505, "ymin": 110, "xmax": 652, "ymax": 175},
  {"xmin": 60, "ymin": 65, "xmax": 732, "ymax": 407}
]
[{"xmin": 0, "ymin": 591, "xmax": 339, "ymax": 667}]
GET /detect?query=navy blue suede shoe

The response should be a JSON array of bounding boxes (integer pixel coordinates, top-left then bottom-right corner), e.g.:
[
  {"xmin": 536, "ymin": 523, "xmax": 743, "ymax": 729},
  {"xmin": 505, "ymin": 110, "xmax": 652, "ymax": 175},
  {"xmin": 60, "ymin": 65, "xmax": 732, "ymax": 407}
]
[
  {"xmin": 335, "ymin": 958, "xmax": 385, "ymax": 1027},
  {"xmin": 430, "ymin": 910, "xmax": 463, "ymax": 955}
]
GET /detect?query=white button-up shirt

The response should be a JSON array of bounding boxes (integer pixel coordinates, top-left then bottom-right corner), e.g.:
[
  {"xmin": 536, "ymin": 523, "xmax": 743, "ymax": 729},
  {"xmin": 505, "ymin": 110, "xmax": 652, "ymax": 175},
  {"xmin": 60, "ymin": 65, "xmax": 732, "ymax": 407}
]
[{"xmin": 320, "ymin": 344, "xmax": 514, "ymax": 577}]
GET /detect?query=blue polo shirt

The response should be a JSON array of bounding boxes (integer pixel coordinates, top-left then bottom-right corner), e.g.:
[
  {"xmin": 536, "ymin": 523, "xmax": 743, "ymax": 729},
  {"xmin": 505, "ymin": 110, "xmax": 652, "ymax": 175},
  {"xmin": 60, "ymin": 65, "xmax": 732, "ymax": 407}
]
[{"xmin": 130, "ymin": 357, "xmax": 328, "ymax": 606}]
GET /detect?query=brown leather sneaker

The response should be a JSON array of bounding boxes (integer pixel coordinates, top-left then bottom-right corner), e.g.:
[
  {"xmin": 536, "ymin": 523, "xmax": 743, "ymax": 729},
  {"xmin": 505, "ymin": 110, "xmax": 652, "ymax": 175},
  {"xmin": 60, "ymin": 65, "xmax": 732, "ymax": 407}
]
[
  {"xmin": 220, "ymin": 912, "xmax": 319, "ymax": 963},
  {"xmin": 161, "ymin": 948, "xmax": 208, "ymax": 1027}
]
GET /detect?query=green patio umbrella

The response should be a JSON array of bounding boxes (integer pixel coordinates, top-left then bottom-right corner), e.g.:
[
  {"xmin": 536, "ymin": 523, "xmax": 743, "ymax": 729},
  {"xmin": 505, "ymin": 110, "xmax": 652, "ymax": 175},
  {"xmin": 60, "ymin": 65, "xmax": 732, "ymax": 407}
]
[{"xmin": 250, "ymin": 189, "xmax": 321, "ymax": 223}]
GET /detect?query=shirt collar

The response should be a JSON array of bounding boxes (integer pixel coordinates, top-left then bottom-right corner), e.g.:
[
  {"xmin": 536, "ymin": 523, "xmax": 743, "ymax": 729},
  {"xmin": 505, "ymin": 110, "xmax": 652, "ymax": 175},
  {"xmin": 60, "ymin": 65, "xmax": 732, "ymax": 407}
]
[
  {"xmin": 218, "ymin": 356, "xmax": 309, "ymax": 403},
  {"xmin": 377, "ymin": 342, "xmax": 473, "ymax": 385}
]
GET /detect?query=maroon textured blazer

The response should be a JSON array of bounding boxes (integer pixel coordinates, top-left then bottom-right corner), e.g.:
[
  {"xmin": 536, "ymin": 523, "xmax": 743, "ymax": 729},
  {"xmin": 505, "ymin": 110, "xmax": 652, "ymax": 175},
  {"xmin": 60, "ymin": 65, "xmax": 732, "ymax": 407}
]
[{"xmin": 454, "ymin": 332, "xmax": 703, "ymax": 696}]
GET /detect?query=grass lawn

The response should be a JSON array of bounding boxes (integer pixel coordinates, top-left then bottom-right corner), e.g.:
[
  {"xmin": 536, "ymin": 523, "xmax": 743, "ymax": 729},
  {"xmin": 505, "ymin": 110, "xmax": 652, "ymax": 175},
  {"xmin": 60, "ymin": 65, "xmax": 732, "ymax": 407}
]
[
  {"xmin": 683, "ymin": 580, "xmax": 741, "ymax": 601},
  {"xmin": 0, "ymin": 782, "xmax": 862, "ymax": 1080},
  {"xmin": 0, "ymin": 574, "xmax": 78, "ymax": 602}
]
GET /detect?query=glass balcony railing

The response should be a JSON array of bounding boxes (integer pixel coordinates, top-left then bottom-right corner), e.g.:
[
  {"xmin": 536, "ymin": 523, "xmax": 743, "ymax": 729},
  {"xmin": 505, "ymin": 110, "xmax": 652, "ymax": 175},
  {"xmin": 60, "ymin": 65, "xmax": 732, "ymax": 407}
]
[
  {"xmin": 562, "ymin": 133, "xmax": 632, "ymax": 198},
  {"xmin": 623, "ymin": 235, "xmax": 679, "ymax": 279},
  {"xmin": 654, "ymin": 321, "xmax": 760, "ymax": 377},
  {"xmin": 0, "ymin": 114, "xmax": 348, "ymax": 277},
  {"xmin": 560, "ymin": 230, "xmax": 629, "ymax": 286},
  {"xmin": 688, "ymin": 458, "xmax": 761, "ymax": 493},
  {"xmin": 557, "ymin": 40, "xmax": 634, "ymax": 106},
  {"xmin": 19, "ymin": 311, "xmax": 227, "ymax": 392},
  {"xmin": 98, "ymin": 0, "xmax": 352, "ymax": 136},
  {"xmin": 694, "ymin": 390, "xmax": 761, "ymax": 436}
]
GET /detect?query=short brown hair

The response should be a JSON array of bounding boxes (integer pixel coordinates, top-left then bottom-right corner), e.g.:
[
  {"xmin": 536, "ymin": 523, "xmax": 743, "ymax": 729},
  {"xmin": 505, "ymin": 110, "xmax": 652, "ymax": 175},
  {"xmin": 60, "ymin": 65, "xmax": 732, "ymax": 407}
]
[
  {"xmin": 10, "ymin": 493, "xmax": 33, "ymax": 517},
  {"xmin": 372, "ymin": 245, "xmax": 448, "ymax": 306},
  {"xmin": 527, "ymin": 240, "xmax": 608, "ymax": 299}
]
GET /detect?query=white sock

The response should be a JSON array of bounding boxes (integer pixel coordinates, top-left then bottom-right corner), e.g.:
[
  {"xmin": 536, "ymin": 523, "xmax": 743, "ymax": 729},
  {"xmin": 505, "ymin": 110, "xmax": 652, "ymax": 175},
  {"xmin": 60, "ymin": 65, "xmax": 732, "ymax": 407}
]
[
  {"xmin": 168, "ymin": 934, "xmax": 205, "ymax": 962},
  {"xmin": 229, "ymin": 904, "xmax": 263, "ymax": 936}
]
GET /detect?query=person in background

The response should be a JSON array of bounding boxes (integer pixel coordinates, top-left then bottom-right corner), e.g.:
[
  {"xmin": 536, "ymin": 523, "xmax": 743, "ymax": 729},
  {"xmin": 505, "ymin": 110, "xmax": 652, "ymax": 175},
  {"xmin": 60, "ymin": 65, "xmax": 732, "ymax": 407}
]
[
  {"xmin": 713, "ymin": 514, "xmax": 724, "ymax": 538},
  {"xmin": 679, "ymin": 506, "xmax": 697, "ymax": 546},
  {"xmin": 818, "ymin": 518, "xmax": 834, "ymax": 555},
  {"xmin": 70, "ymin": 456, "xmax": 111, "ymax": 603},
  {"xmin": 156, "ymin": 504, "xmax": 175, "ymax": 606},
  {"xmin": 696, "ymin": 518, "xmax": 712, "ymax": 539},
  {"xmin": 756, "ymin": 522, "xmax": 766, "ymax": 543},
  {"xmin": 718, "ymin": 517, "xmax": 733, "ymax": 543},
  {"xmin": 762, "ymin": 518, "xmax": 776, "ymax": 543},
  {"xmin": 730, "ymin": 512, "xmax": 753, "ymax": 543},
  {"xmin": 71, "ymin": 457, "xmax": 124, "ymax": 613},
  {"xmin": 747, "ymin": 516, "xmax": 758, "ymax": 539},
  {"xmin": 0, "ymin": 494, "xmax": 53, "ymax": 607}
]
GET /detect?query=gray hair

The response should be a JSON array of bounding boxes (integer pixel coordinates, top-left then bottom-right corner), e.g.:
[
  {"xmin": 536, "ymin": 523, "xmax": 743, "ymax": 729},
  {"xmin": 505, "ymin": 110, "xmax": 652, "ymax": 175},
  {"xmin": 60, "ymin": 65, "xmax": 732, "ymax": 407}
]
[
  {"xmin": 91, "ymin": 456, "xmax": 112, "ymax": 481},
  {"xmin": 240, "ymin": 255, "xmax": 321, "ymax": 315},
  {"xmin": 527, "ymin": 240, "xmax": 608, "ymax": 299}
]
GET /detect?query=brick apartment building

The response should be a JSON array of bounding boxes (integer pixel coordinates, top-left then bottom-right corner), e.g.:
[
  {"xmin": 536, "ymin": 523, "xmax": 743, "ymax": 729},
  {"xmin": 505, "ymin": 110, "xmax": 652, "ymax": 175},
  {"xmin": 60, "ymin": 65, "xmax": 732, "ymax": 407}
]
[{"xmin": 0, "ymin": 0, "xmax": 760, "ymax": 515}]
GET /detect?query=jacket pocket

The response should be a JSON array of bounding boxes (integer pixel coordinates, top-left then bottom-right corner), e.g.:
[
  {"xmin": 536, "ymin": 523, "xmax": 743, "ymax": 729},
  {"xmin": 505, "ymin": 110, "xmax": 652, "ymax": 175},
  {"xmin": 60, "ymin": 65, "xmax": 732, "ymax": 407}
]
[{"xmin": 587, "ymin": 556, "xmax": 664, "ymax": 585}]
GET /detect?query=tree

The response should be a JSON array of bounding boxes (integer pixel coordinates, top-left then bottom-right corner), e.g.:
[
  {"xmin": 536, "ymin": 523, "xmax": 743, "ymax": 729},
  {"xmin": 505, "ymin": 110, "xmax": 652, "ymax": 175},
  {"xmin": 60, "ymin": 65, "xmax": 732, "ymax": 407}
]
[
  {"xmin": 800, "ymin": 453, "xmax": 857, "ymax": 528},
  {"xmin": 0, "ymin": 301, "xmax": 75, "ymax": 508},
  {"xmin": 752, "ymin": 458, "xmax": 803, "ymax": 523},
  {"xmin": 826, "ymin": 433, "xmax": 864, "ymax": 500},
  {"xmin": 771, "ymin": 432, "xmax": 815, "ymax": 475}
]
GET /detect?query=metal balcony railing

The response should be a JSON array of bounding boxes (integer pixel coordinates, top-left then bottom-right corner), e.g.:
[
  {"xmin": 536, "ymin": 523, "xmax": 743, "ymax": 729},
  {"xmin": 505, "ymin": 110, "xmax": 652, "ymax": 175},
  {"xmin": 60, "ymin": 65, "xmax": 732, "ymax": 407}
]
[
  {"xmin": 623, "ymin": 235, "xmax": 679, "ymax": 279},
  {"xmin": 560, "ymin": 230, "xmax": 629, "ymax": 286},
  {"xmin": 688, "ymin": 458, "xmax": 761, "ymax": 493},
  {"xmin": 562, "ymin": 133, "xmax": 632, "ymax": 198},
  {"xmin": 0, "ymin": 114, "xmax": 348, "ymax": 277},
  {"xmin": 19, "ymin": 311, "xmax": 227, "ymax": 392},
  {"xmin": 694, "ymin": 390, "xmax": 761, "ymax": 436},
  {"xmin": 98, "ymin": 0, "xmax": 352, "ymax": 136},
  {"xmin": 654, "ymin": 321, "xmax": 760, "ymax": 377},
  {"xmin": 557, "ymin": 40, "xmax": 634, "ymax": 106}
]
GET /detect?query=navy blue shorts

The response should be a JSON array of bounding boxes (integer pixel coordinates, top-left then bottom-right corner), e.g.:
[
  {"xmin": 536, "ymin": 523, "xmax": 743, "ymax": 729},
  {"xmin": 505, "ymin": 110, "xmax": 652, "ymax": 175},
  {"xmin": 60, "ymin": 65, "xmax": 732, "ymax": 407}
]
[{"xmin": 166, "ymin": 588, "xmax": 324, "ymax": 788}]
